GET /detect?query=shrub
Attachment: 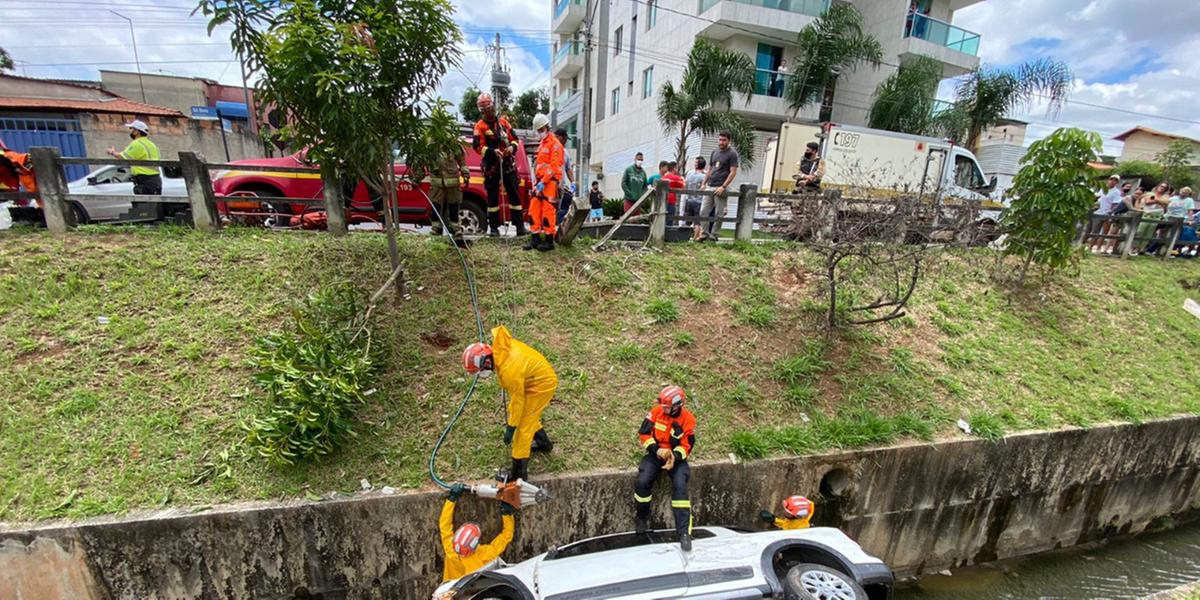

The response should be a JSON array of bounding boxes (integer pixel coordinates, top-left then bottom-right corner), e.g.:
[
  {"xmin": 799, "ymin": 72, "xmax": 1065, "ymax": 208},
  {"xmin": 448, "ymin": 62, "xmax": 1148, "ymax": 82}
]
[
  {"xmin": 602, "ymin": 198, "xmax": 625, "ymax": 218},
  {"xmin": 243, "ymin": 284, "xmax": 378, "ymax": 465}
]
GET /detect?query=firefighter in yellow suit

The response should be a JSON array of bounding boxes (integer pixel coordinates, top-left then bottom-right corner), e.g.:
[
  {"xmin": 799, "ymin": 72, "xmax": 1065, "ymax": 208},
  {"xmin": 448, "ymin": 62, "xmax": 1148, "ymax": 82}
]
[
  {"xmin": 462, "ymin": 325, "xmax": 558, "ymax": 481},
  {"xmin": 760, "ymin": 495, "xmax": 815, "ymax": 530},
  {"xmin": 439, "ymin": 483, "xmax": 515, "ymax": 582}
]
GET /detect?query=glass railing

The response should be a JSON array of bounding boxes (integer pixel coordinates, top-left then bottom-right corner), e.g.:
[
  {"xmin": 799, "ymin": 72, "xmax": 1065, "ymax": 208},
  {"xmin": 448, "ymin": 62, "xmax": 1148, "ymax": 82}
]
[
  {"xmin": 553, "ymin": 40, "xmax": 581, "ymax": 64},
  {"xmin": 905, "ymin": 12, "xmax": 981, "ymax": 56},
  {"xmin": 753, "ymin": 68, "xmax": 791, "ymax": 98},
  {"xmin": 554, "ymin": 89, "xmax": 580, "ymax": 108},
  {"xmin": 699, "ymin": 0, "xmax": 828, "ymax": 18},
  {"xmin": 555, "ymin": 0, "xmax": 582, "ymax": 19}
]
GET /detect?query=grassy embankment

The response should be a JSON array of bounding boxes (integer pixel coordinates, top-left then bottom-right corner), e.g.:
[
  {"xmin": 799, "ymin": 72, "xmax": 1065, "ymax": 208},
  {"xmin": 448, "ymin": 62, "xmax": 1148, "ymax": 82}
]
[{"xmin": 2, "ymin": 226, "xmax": 1198, "ymax": 522}]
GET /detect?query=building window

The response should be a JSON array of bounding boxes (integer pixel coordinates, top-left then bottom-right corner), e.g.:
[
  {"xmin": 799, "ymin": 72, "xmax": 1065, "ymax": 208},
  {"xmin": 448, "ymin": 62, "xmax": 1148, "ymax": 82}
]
[
  {"xmin": 614, "ymin": 25, "xmax": 623, "ymax": 55},
  {"xmin": 611, "ymin": 87, "xmax": 620, "ymax": 114},
  {"xmin": 646, "ymin": 0, "xmax": 657, "ymax": 29},
  {"xmin": 642, "ymin": 66, "xmax": 654, "ymax": 99},
  {"xmin": 754, "ymin": 43, "xmax": 785, "ymax": 97}
]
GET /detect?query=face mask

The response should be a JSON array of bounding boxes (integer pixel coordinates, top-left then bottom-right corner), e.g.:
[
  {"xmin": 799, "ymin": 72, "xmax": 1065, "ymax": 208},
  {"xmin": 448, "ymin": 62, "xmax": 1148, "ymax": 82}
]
[
  {"xmin": 635, "ymin": 160, "xmax": 643, "ymax": 167},
  {"xmin": 538, "ymin": 130, "xmax": 548, "ymax": 140},
  {"xmin": 129, "ymin": 132, "xmax": 138, "ymax": 139}
]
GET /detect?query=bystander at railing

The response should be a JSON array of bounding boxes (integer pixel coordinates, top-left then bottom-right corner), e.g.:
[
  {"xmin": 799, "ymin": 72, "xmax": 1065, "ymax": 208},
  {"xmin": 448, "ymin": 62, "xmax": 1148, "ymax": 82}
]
[{"xmin": 1077, "ymin": 211, "xmax": 1186, "ymax": 260}]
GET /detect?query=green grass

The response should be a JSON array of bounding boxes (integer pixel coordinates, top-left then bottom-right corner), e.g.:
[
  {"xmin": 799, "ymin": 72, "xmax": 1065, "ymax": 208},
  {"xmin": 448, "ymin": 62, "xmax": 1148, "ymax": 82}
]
[{"xmin": 2, "ymin": 228, "xmax": 1200, "ymax": 521}]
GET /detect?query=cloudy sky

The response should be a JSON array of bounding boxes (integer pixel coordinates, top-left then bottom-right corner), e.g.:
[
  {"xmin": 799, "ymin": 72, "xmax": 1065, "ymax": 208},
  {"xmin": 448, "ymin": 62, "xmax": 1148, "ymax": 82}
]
[{"xmin": 3, "ymin": 0, "xmax": 1198, "ymax": 156}]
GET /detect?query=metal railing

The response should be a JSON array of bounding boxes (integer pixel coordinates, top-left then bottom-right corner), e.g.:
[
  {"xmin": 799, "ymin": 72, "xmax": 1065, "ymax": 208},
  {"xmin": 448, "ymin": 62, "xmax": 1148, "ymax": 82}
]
[
  {"xmin": 554, "ymin": 88, "xmax": 581, "ymax": 109},
  {"xmin": 553, "ymin": 40, "xmax": 581, "ymax": 64},
  {"xmin": 699, "ymin": 0, "xmax": 828, "ymax": 17},
  {"xmin": 753, "ymin": 68, "xmax": 791, "ymax": 97},
  {"xmin": 905, "ymin": 11, "xmax": 981, "ymax": 56}
]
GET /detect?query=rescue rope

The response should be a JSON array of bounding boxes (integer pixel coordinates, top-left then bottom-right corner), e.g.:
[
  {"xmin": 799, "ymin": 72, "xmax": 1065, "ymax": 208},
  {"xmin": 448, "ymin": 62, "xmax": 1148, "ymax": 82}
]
[{"xmin": 403, "ymin": 179, "xmax": 486, "ymax": 490}]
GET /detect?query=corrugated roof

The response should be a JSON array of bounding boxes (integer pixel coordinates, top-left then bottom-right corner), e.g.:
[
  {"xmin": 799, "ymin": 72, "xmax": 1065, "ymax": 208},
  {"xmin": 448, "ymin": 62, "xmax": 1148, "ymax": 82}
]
[
  {"xmin": 1112, "ymin": 125, "xmax": 1200, "ymax": 144},
  {"xmin": 0, "ymin": 96, "xmax": 183, "ymax": 117}
]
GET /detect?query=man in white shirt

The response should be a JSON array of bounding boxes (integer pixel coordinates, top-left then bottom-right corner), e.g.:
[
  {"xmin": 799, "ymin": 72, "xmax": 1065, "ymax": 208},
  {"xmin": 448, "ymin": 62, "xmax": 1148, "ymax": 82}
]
[
  {"xmin": 1097, "ymin": 175, "xmax": 1123, "ymax": 215},
  {"xmin": 1092, "ymin": 174, "xmax": 1124, "ymax": 253}
]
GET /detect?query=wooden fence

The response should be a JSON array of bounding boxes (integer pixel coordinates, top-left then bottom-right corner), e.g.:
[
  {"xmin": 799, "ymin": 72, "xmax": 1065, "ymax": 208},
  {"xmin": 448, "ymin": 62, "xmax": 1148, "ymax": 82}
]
[{"xmin": 9, "ymin": 146, "xmax": 350, "ymax": 236}]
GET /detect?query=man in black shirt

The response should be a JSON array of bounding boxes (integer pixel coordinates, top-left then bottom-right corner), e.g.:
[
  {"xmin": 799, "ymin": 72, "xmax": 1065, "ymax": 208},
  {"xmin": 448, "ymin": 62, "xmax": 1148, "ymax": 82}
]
[{"xmin": 700, "ymin": 131, "xmax": 740, "ymax": 242}]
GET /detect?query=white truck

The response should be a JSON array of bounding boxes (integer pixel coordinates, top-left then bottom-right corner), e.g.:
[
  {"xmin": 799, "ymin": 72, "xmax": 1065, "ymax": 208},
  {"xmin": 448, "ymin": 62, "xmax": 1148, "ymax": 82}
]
[{"xmin": 762, "ymin": 122, "xmax": 1003, "ymax": 221}]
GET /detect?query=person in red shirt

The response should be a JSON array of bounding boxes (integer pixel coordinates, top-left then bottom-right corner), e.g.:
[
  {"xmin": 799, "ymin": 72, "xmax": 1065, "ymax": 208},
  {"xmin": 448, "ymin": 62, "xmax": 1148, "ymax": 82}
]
[
  {"xmin": 662, "ymin": 161, "xmax": 686, "ymax": 226},
  {"xmin": 634, "ymin": 385, "xmax": 698, "ymax": 551}
]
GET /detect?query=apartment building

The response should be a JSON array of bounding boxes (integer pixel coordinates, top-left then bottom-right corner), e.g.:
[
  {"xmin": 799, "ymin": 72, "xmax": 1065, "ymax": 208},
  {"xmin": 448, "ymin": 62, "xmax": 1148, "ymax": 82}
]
[{"xmin": 551, "ymin": 0, "xmax": 984, "ymax": 197}]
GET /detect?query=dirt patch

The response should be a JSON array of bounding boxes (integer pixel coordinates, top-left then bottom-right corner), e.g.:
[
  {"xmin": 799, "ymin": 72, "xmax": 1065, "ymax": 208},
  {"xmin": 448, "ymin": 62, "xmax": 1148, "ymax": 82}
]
[
  {"xmin": 421, "ymin": 332, "xmax": 456, "ymax": 350},
  {"xmin": 769, "ymin": 253, "xmax": 814, "ymax": 309}
]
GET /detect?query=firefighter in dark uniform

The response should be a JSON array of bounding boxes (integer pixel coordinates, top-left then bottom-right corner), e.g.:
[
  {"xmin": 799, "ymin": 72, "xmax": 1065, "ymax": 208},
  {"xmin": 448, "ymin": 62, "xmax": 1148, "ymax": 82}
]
[
  {"xmin": 472, "ymin": 93, "xmax": 527, "ymax": 237},
  {"xmin": 634, "ymin": 385, "xmax": 698, "ymax": 552},
  {"xmin": 427, "ymin": 138, "xmax": 470, "ymax": 242}
]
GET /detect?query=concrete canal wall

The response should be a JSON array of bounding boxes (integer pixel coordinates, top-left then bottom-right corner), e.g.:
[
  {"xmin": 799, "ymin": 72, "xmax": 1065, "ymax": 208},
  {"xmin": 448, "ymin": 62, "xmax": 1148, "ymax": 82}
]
[{"xmin": 4, "ymin": 416, "xmax": 1200, "ymax": 599}]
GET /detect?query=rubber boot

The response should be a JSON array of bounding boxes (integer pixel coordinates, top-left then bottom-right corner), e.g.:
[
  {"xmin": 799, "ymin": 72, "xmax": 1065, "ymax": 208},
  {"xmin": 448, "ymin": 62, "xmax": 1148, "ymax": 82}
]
[
  {"xmin": 679, "ymin": 534, "xmax": 692, "ymax": 552},
  {"xmin": 635, "ymin": 516, "xmax": 648, "ymax": 535},
  {"xmin": 531, "ymin": 428, "xmax": 553, "ymax": 453},
  {"xmin": 537, "ymin": 233, "xmax": 555, "ymax": 252},
  {"xmin": 510, "ymin": 458, "xmax": 529, "ymax": 482},
  {"xmin": 514, "ymin": 218, "xmax": 529, "ymax": 237},
  {"xmin": 523, "ymin": 233, "xmax": 540, "ymax": 251},
  {"xmin": 487, "ymin": 211, "xmax": 501, "ymax": 237}
]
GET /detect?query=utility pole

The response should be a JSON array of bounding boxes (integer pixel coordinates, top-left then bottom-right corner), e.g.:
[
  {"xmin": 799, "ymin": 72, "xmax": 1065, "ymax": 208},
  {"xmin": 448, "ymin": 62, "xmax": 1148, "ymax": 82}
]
[
  {"xmin": 109, "ymin": 11, "xmax": 145, "ymax": 103},
  {"xmin": 490, "ymin": 33, "xmax": 511, "ymax": 110},
  {"xmin": 579, "ymin": 6, "xmax": 593, "ymax": 187}
]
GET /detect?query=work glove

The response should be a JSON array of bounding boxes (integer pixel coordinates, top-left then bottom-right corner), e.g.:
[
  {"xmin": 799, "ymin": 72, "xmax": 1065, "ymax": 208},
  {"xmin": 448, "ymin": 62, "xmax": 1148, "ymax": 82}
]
[
  {"xmin": 568, "ymin": 182, "xmax": 576, "ymax": 195},
  {"xmin": 448, "ymin": 483, "xmax": 467, "ymax": 501},
  {"xmin": 760, "ymin": 510, "xmax": 776, "ymax": 524},
  {"xmin": 534, "ymin": 182, "xmax": 545, "ymax": 195},
  {"xmin": 499, "ymin": 501, "xmax": 517, "ymax": 516},
  {"xmin": 503, "ymin": 425, "xmax": 516, "ymax": 445}
]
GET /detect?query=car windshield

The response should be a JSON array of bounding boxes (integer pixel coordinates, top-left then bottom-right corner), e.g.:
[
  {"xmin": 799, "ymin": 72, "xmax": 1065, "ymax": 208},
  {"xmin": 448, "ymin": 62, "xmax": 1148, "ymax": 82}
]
[{"xmin": 546, "ymin": 528, "xmax": 716, "ymax": 560}]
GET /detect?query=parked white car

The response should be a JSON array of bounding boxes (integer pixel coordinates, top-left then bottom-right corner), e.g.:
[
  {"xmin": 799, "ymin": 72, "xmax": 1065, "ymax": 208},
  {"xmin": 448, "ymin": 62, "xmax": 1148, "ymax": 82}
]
[
  {"xmin": 433, "ymin": 526, "xmax": 893, "ymax": 600},
  {"xmin": 66, "ymin": 165, "xmax": 187, "ymax": 222}
]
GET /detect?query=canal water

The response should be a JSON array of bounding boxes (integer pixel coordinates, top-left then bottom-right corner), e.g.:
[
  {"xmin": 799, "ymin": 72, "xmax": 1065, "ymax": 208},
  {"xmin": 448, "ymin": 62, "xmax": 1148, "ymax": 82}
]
[{"xmin": 895, "ymin": 524, "xmax": 1200, "ymax": 599}]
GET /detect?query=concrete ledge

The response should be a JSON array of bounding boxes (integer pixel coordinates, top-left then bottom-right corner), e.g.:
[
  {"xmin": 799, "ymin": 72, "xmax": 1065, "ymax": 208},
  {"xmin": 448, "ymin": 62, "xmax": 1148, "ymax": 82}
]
[{"xmin": 4, "ymin": 417, "xmax": 1200, "ymax": 599}]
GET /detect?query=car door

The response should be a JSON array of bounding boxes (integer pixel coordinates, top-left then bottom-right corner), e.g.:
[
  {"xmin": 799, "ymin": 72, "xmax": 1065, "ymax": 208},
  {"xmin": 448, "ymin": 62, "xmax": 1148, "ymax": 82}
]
[
  {"xmin": 69, "ymin": 166, "xmax": 133, "ymax": 221},
  {"xmin": 533, "ymin": 543, "xmax": 689, "ymax": 600}
]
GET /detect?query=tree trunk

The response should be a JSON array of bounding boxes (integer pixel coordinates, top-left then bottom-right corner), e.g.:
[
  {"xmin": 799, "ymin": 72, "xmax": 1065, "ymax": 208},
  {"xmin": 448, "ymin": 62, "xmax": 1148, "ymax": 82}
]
[
  {"xmin": 826, "ymin": 256, "xmax": 838, "ymax": 334},
  {"xmin": 1017, "ymin": 251, "xmax": 1034, "ymax": 287}
]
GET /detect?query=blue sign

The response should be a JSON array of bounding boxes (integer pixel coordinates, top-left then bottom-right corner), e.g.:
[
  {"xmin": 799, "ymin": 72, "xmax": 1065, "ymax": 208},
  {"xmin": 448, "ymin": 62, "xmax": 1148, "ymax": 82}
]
[{"xmin": 190, "ymin": 106, "xmax": 219, "ymax": 120}]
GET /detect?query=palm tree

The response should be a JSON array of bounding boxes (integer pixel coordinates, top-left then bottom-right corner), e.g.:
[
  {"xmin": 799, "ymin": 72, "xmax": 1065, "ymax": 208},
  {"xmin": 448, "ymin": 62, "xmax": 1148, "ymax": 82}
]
[
  {"xmin": 657, "ymin": 39, "xmax": 758, "ymax": 167},
  {"xmin": 947, "ymin": 58, "xmax": 1073, "ymax": 149},
  {"xmin": 868, "ymin": 56, "xmax": 942, "ymax": 135},
  {"xmin": 784, "ymin": 3, "xmax": 883, "ymax": 116}
]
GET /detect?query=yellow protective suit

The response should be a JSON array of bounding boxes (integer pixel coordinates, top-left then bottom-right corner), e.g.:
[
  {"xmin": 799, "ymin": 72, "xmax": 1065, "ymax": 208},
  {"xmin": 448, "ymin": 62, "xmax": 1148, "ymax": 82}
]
[
  {"xmin": 773, "ymin": 515, "xmax": 811, "ymax": 530},
  {"xmin": 439, "ymin": 499, "xmax": 515, "ymax": 582},
  {"xmin": 492, "ymin": 325, "xmax": 557, "ymax": 460}
]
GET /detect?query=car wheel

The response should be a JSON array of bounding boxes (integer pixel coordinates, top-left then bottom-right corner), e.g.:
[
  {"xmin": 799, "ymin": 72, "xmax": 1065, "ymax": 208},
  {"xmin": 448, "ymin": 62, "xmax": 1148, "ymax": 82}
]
[
  {"xmin": 784, "ymin": 563, "xmax": 866, "ymax": 600},
  {"xmin": 69, "ymin": 202, "xmax": 88, "ymax": 226},
  {"xmin": 459, "ymin": 200, "xmax": 487, "ymax": 236}
]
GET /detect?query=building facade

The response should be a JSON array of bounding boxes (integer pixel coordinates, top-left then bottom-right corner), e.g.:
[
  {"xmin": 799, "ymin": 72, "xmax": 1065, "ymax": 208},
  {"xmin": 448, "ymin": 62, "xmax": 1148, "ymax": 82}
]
[
  {"xmin": 551, "ymin": 0, "xmax": 983, "ymax": 197},
  {"xmin": 1113, "ymin": 126, "xmax": 1200, "ymax": 165},
  {"xmin": 974, "ymin": 118, "xmax": 1027, "ymax": 197}
]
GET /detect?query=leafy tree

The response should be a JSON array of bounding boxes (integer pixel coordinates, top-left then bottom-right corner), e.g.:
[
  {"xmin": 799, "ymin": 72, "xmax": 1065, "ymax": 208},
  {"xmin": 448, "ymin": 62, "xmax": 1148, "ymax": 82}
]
[
  {"xmin": 868, "ymin": 56, "xmax": 941, "ymax": 135},
  {"xmin": 657, "ymin": 39, "xmax": 757, "ymax": 168},
  {"xmin": 1112, "ymin": 159, "xmax": 1163, "ymax": 181},
  {"xmin": 1001, "ymin": 127, "xmax": 1102, "ymax": 286},
  {"xmin": 1156, "ymin": 139, "xmax": 1198, "ymax": 189},
  {"xmin": 510, "ymin": 86, "xmax": 550, "ymax": 129},
  {"xmin": 0, "ymin": 47, "xmax": 13, "ymax": 71},
  {"xmin": 941, "ymin": 58, "xmax": 1072, "ymax": 150},
  {"xmin": 785, "ymin": 3, "xmax": 882, "ymax": 116},
  {"xmin": 197, "ymin": 0, "xmax": 461, "ymax": 212},
  {"xmin": 460, "ymin": 87, "xmax": 482, "ymax": 122}
]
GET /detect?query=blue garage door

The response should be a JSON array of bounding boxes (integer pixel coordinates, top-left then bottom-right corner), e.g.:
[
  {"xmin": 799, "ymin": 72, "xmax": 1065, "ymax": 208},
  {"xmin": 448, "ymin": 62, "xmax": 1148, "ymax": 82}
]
[{"xmin": 0, "ymin": 117, "xmax": 89, "ymax": 181}]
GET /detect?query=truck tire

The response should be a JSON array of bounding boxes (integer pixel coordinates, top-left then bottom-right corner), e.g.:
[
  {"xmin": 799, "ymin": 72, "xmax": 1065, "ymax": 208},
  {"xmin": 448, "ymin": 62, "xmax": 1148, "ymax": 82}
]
[
  {"xmin": 784, "ymin": 563, "xmax": 866, "ymax": 600},
  {"xmin": 460, "ymin": 197, "xmax": 487, "ymax": 236}
]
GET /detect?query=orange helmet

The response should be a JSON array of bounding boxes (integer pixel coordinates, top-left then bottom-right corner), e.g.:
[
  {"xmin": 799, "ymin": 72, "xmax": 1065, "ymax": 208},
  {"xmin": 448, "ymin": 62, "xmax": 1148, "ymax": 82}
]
[
  {"xmin": 452, "ymin": 522, "xmax": 482, "ymax": 556},
  {"xmin": 658, "ymin": 385, "xmax": 685, "ymax": 417},
  {"xmin": 476, "ymin": 92, "xmax": 495, "ymax": 110},
  {"xmin": 782, "ymin": 495, "xmax": 814, "ymax": 519},
  {"xmin": 462, "ymin": 342, "xmax": 493, "ymax": 374}
]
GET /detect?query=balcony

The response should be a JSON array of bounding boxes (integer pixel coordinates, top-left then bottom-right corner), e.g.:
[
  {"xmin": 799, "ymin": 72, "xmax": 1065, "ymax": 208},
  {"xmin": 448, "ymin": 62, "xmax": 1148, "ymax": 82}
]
[
  {"xmin": 551, "ymin": 40, "xmax": 584, "ymax": 77},
  {"xmin": 552, "ymin": 0, "xmax": 584, "ymax": 34},
  {"xmin": 899, "ymin": 11, "xmax": 981, "ymax": 77},
  {"xmin": 553, "ymin": 88, "xmax": 583, "ymax": 122},
  {"xmin": 697, "ymin": 0, "xmax": 828, "ymax": 41}
]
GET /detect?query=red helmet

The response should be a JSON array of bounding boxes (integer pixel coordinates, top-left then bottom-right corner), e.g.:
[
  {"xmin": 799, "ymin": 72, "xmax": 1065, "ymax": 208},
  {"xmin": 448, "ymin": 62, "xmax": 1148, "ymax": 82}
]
[
  {"xmin": 452, "ymin": 522, "xmax": 482, "ymax": 556},
  {"xmin": 462, "ymin": 342, "xmax": 493, "ymax": 374},
  {"xmin": 782, "ymin": 495, "xmax": 814, "ymax": 519},
  {"xmin": 476, "ymin": 92, "xmax": 495, "ymax": 110},
  {"xmin": 658, "ymin": 385, "xmax": 685, "ymax": 417}
]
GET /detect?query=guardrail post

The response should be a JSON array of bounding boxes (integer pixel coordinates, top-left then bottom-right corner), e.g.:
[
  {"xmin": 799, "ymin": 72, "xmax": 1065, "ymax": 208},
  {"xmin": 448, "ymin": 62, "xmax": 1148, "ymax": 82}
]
[
  {"xmin": 319, "ymin": 163, "xmax": 347, "ymax": 236},
  {"xmin": 647, "ymin": 179, "xmax": 668, "ymax": 249},
  {"xmin": 1120, "ymin": 211, "xmax": 1141, "ymax": 259},
  {"xmin": 178, "ymin": 152, "xmax": 219, "ymax": 232},
  {"xmin": 735, "ymin": 184, "xmax": 757, "ymax": 243},
  {"xmin": 28, "ymin": 147, "xmax": 71, "ymax": 233},
  {"xmin": 1160, "ymin": 216, "xmax": 1183, "ymax": 260}
]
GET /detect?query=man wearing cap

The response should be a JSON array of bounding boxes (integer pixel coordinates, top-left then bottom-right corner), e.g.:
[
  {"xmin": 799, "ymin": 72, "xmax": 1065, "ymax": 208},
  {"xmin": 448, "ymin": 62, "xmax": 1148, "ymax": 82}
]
[
  {"xmin": 107, "ymin": 120, "xmax": 161, "ymax": 195},
  {"xmin": 793, "ymin": 141, "xmax": 825, "ymax": 192}
]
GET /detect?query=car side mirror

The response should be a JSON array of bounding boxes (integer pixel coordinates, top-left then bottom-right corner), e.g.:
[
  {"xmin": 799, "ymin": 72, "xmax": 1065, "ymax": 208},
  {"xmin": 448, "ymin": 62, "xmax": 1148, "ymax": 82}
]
[{"xmin": 87, "ymin": 176, "xmax": 98, "ymax": 185}]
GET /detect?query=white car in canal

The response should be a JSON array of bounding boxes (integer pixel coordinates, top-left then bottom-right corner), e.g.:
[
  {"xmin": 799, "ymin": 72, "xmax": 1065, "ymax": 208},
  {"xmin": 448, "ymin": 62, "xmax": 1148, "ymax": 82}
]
[
  {"xmin": 66, "ymin": 164, "xmax": 187, "ymax": 222},
  {"xmin": 434, "ymin": 526, "xmax": 893, "ymax": 600}
]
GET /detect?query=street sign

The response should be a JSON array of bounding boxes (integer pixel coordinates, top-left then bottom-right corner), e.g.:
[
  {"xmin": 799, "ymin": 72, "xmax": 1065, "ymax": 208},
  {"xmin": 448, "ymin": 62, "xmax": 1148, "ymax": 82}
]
[
  {"xmin": 221, "ymin": 118, "xmax": 233, "ymax": 133},
  {"xmin": 190, "ymin": 106, "xmax": 219, "ymax": 120}
]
